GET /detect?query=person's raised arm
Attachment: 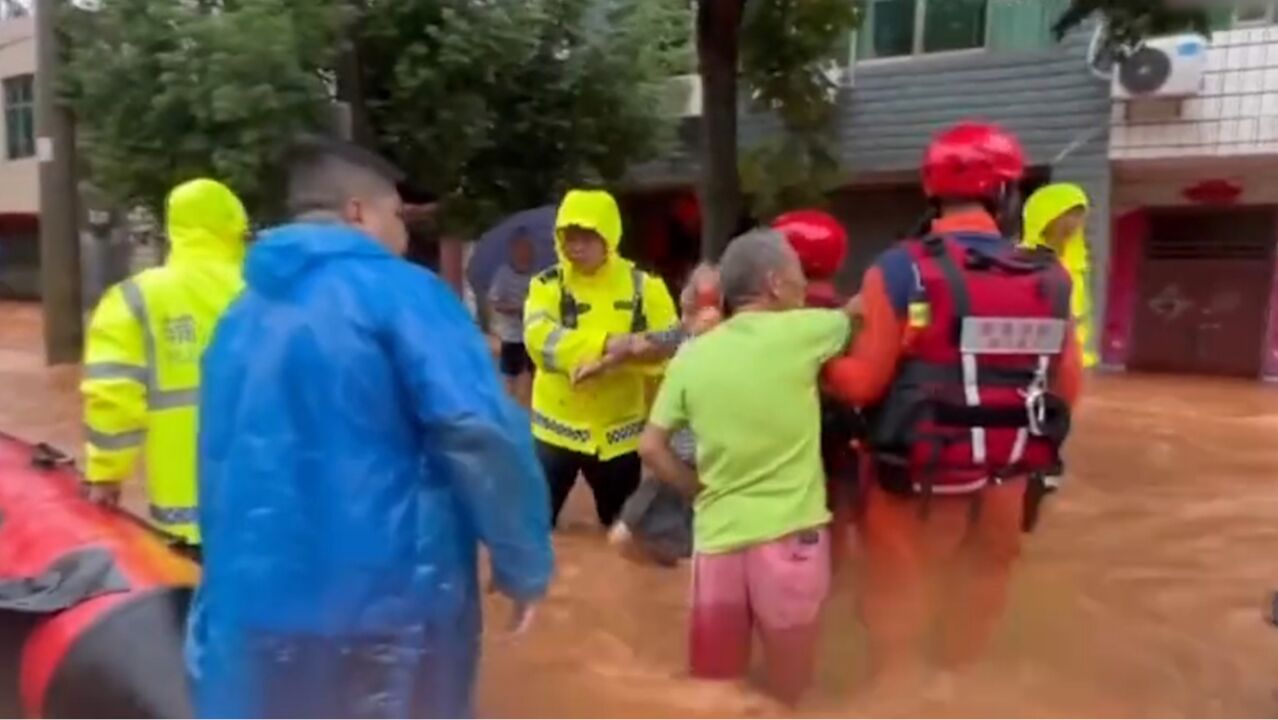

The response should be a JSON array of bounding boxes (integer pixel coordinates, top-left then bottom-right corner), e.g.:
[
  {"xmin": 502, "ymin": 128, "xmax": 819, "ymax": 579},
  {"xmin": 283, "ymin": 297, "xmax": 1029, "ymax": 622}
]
[
  {"xmin": 822, "ymin": 265, "xmax": 905, "ymax": 408},
  {"xmin": 390, "ymin": 269, "xmax": 553, "ymax": 606},
  {"xmin": 81, "ymin": 281, "xmax": 150, "ymax": 506},
  {"xmin": 523, "ymin": 271, "xmax": 611, "ymax": 375},
  {"xmin": 637, "ymin": 360, "xmax": 700, "ymax": 497}
]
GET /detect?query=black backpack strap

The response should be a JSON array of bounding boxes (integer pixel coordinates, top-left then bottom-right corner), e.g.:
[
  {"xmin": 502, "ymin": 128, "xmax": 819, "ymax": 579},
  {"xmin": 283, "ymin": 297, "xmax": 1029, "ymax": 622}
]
[
  {"xmin": 918, "ymin": 235, "xmax": 972, "ymax": 323},
  {"xmin": 629, "ymin": 268, "xmax": 648, "ymax": 333},
  {"xmin": 1046, "ymin": 264, "xmax": 1072, "ymax": 320},
  {"xmin": 553, "ymin": 269, "xmax": 580, "ymax": 330}
]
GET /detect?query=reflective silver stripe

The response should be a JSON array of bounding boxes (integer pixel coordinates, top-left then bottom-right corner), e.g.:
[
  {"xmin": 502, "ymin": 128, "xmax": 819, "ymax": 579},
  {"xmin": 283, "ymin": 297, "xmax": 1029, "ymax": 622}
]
[
  {"xmin": 531, "ymin": 410, "xmax": 591, "ymax": 444},
  {"xmin": 525, "ymin": 311, "xmax": 553, "ymax": 326},
  {"xmin": 119, "ymin": 279, "xmax": 154, "ymax": 380},
  {"xmin": 1009, "ymin": 428, "xmax": 1028, "ymax": 466},
  {"xmin": 85, "ymin": 426, "xmax": 145, "ymax": 451},
  {"xmin": 605, "ymin": 420, "xmax": 645, "ymax": 446},
  {"xmin": 542, "ymin": 327, "xmax": 565, "ymax": 373},
  {"xmin": 916, "ymin": 477, "xmax": 988, "ymax": 495},
  {"xmin": 83, "ymin": 362, "xmax": 148, "ymax": 383},
  {"xmin": 1010, "ymin": 355, "xmax": 1051, "ymax": 466},
  {"xmin": 152, "ymin": 387, "xmax": 200, "ymax": 411},
  {"xmin": 961, "ymin": 353, "xmax": 986, "ymax": 464},
  {"xmin": 118, "ymin": 279, "xmax": 199, "ymax": 410},
  {"xmin": 150, "ymin": 504, "xmax": 198, "ymax": 526}
]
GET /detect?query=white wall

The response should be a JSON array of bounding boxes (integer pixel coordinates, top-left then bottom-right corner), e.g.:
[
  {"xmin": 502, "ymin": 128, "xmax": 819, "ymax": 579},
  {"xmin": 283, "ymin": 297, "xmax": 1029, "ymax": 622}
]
[
  {"xmin": 1111, "ymin": 26, "xmax": 1278, "ymax": 161},
  {"xmin": 0, "ymin": 14, "xmax": 37, "ymax": 215},
  {"xmin": 1112, "ymin": 159, "xmax": 1278, "ymax": 212}
]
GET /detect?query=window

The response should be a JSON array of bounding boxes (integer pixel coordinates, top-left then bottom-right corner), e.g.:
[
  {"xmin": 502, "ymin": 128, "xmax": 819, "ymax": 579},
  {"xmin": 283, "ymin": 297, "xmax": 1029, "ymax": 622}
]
[
  {"xmin": 3, "ymin": 75, "xmax": 34, "ymax": 161},
  {"xmin": 3, "ymin": 75, "xmax": 35, "ymax": 161},
  {"xmin": 1233, "ymin": 0, "xmax": 1276, "ymax": 26},
  {"xmin": 862, "ymin": 0, "xmax": 988, "ymax": 59},
  {"xmin": 0, "ymin": 1, "xmax": 31, "ymax": 20}
]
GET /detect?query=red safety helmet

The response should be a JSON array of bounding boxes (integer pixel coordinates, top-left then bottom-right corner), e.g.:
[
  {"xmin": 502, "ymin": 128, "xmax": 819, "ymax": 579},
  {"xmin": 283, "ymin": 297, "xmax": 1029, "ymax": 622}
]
[
  {"xmin": 921, "ymin": 121, "xmax": 1025, "ymax": 200},
  {"xmin": 772, "ymin": 209, "xmax": 848, "ymax": 280}
]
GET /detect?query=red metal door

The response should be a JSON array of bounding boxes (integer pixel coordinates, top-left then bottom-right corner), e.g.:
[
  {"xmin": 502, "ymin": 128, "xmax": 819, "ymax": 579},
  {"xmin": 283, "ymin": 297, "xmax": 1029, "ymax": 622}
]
[{"xmin": 1128, "ymin": 208, "xmax": 1276, "ymax": 377}]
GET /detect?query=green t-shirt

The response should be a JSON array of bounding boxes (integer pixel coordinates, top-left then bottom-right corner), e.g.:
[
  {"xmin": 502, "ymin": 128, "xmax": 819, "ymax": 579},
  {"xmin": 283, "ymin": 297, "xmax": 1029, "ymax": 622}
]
[{"xmin": 649, "ymin": 308, "xmax": 852, "ymax": 554}]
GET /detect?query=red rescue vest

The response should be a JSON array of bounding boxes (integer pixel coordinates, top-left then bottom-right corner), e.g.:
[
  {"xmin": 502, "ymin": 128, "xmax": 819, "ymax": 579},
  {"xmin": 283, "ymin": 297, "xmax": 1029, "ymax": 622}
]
[{"xmin": 867, "ymin": 234, "xmax": 1073, "ymax": 496}]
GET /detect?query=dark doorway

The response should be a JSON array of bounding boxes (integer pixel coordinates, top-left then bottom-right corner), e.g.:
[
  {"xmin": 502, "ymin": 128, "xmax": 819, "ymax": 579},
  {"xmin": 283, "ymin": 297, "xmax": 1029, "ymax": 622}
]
[{"xmin": 1128, "ymin": 207, "xmax": 1276, "ymax": 377}]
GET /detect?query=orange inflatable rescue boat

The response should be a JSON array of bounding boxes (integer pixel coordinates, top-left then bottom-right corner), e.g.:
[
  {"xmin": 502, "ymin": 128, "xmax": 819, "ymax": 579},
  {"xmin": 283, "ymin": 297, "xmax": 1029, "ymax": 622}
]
[{"xmin": 0, "ymin": 432, "xmax": 197, "ymax": 718}]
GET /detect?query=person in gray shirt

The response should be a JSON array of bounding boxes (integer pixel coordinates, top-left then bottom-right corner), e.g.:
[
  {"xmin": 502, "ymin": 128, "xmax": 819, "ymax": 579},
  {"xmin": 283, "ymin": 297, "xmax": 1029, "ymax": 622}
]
[{"xmin": 608, "ymin": 264, "xmax": 721, "ymax": 565}]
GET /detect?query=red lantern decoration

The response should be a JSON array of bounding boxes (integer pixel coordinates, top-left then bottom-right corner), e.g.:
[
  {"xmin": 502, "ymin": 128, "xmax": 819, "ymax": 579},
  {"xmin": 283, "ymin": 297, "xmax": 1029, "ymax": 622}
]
[{"xmin": 1181, "ymin": 179, "xmax": 1242, "ymax": 205}]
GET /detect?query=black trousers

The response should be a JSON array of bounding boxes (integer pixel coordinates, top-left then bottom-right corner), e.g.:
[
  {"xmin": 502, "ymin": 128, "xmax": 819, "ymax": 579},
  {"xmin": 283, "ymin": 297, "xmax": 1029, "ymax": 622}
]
[{"xmin": 536, "ymin": 441, "xmax": 641, "ymax": 527}]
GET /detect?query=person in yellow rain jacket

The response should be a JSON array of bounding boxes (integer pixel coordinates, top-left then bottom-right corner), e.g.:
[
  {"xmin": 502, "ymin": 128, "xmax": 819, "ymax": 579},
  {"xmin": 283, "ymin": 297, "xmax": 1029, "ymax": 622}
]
[
  {"xmin": 1023, "ymin": 182, "xmax": 1098, "ymax": 367},
  {"xmin": 525, "ymin": 189, "xmax": 678, "ymax": 528},
  {"xmin": 81, "ymin": 178, "xmax": 248, "ymax": 552}
]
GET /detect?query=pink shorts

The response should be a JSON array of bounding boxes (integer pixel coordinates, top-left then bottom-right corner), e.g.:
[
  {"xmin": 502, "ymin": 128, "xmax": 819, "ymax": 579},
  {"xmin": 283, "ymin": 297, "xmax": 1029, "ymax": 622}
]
[{"xmin": 689, "ymin": 527, "xmax": 831, "ymax": 681}]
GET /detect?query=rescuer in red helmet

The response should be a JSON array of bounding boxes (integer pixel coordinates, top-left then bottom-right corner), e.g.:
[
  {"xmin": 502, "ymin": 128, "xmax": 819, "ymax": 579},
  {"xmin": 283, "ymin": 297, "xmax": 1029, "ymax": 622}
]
[
  {"xmin": 772, "ymin": 210, "xmax": 862, "ymax": 569},
  {"xmin": 822, "ymin": 121, "xmax": 1084, "ymax": 694},
  {"xmin": 773, "ymin": 209, "xmax": 847, "ymax": 308}
]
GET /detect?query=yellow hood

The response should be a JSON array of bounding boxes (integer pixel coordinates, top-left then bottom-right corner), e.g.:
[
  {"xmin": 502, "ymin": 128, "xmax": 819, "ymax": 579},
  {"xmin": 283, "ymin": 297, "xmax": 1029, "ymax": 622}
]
[
  {"xmin": 1022, "ymin": 182, "xmax": 1089, "ymax": 272},
  {"xmin": 166, "ymin": 178, "xmax": 249, "ymax": 265},
  {"xmin": 555, "ymin": 189, "xmax": 622, "ymax": 264},
  {"xmin": 1023, "ymin": 182, "xmax": 1097, "ymax": 367}
]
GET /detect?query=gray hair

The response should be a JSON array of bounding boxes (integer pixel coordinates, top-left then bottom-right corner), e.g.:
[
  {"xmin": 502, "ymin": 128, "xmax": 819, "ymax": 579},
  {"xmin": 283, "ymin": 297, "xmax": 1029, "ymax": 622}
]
[{"xmin": 718, "ymin": 229, "xmax": 797, "ymax": 312}]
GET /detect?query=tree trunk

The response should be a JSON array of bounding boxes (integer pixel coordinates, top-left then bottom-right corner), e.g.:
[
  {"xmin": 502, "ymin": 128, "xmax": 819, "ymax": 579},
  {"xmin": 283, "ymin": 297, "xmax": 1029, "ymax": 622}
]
[
  {"xmin": 37, "ymin": 0, "xmax": 83, "ymax": 364},
  {"xmin": 335, "ymin": 1, "xmax": 375, "ymax": 147},
  {"xmin": 696, "ymin": 0, "xmax": 744, "ymax": 261}
]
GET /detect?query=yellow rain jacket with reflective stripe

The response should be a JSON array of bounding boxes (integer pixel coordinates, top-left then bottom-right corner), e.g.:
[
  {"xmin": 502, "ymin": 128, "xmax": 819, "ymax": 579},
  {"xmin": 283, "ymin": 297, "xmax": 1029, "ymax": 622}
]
[
  {"xmin": 1022, "ymin": 182, "xmax": 1097, "ymax": 368},
  {"xmin": 82, "ymin": 179, "xmax": 248, "ymax": 543},
  {"xmin": 524, "ymin": 190, "xmax": 677, "ymax": 460}
]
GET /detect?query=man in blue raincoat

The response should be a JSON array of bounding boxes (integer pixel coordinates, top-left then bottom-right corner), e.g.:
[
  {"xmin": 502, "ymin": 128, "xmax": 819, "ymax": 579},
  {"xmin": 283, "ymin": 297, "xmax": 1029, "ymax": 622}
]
[{"xmin": 188, "ymin": 136, "xmax": 554, "ymax": 719}]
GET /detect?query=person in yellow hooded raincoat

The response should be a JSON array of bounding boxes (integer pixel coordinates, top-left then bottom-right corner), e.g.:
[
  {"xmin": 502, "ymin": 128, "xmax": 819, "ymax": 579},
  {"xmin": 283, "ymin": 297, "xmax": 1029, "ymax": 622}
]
[
  {"xmin": 1022, "ymin": 182, "xmax": 1097, "ymax": 368},
  {"xmin": 80, "ymin": 178, "xmax": 248, "ymax": 552},
  {"xmin": 524, "ymin": 189, "xmax": 678, "ymax": 528}
]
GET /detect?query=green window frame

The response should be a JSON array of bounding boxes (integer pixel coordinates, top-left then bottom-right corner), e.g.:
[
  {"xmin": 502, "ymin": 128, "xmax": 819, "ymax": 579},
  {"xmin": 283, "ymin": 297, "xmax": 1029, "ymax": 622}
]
[
  {"xmin": 3, "ymin": 74, "xmax": 35, "ymax": 161},
  {"xmin": 852, "ymin": 0, "xmax": 1072, "ymax": 61},
  {"xmin": 857, "ymin": 0, "xmax": 990, "ymax": 60},
  {"xmin": 1231, "ymin": 0, "xmax": 1276, "ymax": 26}
]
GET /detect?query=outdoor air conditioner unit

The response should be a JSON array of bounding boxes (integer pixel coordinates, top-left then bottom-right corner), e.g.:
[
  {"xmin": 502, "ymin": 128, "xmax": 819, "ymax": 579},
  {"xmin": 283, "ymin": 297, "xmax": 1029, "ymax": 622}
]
[
  {"xmin": 1111, "ymin": 33, "xmax": 1209, "ymax": 100},
  {"xmin": 663, "ymin": 74, "xmax": 703, "ymax": 117}
]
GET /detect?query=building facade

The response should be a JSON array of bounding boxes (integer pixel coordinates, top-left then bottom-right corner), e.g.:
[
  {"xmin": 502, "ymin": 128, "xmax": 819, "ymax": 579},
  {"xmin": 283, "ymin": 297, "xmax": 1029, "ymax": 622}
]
[
  {"xmin": 0, "ymin": 11, "xmax": 35, "ymax": 214},
  {"xmin": 0, "ymin": 11, "xmax": 37, "ymax": 298},
  {"xmin": 629, "ymin": 0, "xmax": 1278, "ymax": 379},
  {"xmin": 1105, "ymin": 19, "xmax": 1278, "ymax": 379}
]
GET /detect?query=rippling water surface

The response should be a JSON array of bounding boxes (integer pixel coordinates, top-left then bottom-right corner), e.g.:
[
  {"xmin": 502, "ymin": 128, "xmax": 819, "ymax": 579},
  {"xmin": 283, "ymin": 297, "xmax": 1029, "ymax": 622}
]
[{"xmin": 4, "ymin": 302, "xmax": 1276, "ymax": 718}]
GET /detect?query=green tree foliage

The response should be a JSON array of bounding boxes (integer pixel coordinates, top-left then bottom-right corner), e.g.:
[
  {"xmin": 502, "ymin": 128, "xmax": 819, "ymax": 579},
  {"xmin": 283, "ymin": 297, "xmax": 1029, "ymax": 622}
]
[
  {"xmin": 694, "ymin": 0, "xmax": 861, "ymax": 257},
  {"xmin": 62, "ymin": 0, "xmax": 342, "ymax": 219},
  {"xmin": 738, "ymin": 0, "xmax": 861, "ymax": 221},
  {"xmin": 1053, "ymin": 0, "xmax": 1211, "ymax": 54},
  {"xmin": 355, "ymin": 0, "xmax": 690, "ymax": 235}
]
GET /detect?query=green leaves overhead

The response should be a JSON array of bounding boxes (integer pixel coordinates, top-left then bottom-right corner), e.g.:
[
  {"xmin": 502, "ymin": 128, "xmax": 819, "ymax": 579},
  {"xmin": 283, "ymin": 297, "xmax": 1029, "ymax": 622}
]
[
  {"xmin": 62, "ymin": 0, "xmax": 687, "ymax": 232},
  {"xmin": 738, "ymin": 0, "xmax": 862, "ymax": 221},
  {"xmin": 62, "ymin": 0, "xmax": 342, "ymax": 219},
  {"xmin": 356, "ymin": 0, "xmax": 690, "ymax": 235}
]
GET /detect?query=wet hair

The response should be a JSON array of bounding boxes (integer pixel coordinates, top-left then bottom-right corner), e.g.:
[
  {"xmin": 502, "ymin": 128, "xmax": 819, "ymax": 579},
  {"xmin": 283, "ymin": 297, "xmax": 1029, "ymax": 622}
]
[
  {"xmin": 717, "ymin": 229, "xmax": 796, "ymax": 314},
  {"xmin": 284, "ymin": 135, "xmax": 406, "ymax": 218}
]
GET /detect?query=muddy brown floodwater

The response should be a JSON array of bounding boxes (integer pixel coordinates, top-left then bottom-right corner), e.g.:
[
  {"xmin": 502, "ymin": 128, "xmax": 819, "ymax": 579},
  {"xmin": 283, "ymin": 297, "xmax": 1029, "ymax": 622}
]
[{"xmin": 3, "ymin": 301, "xmax": 1277, "ymax": 718}]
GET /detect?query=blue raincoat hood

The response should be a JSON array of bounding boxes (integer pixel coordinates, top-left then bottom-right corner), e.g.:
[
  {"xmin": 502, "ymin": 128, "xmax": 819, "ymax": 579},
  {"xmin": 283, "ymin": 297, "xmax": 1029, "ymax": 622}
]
[
  {"xmin": 189, "ymin": 221, "xmax": 553, "ymax": 718},
  {"xmin": 245, "ymin": 222, "xmax": 391, "ymax": 297}
]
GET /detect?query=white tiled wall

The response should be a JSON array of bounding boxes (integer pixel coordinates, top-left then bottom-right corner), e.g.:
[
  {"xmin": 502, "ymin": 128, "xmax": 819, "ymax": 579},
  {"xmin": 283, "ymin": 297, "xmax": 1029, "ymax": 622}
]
[{"xmin": 1111, "ymin": 27, "xmax": 1278, "ymax": 160}]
